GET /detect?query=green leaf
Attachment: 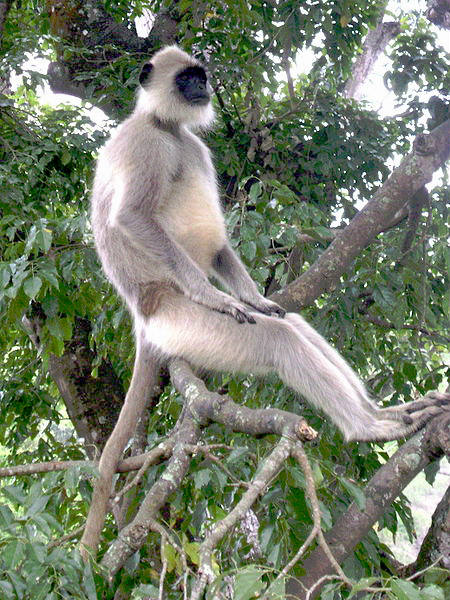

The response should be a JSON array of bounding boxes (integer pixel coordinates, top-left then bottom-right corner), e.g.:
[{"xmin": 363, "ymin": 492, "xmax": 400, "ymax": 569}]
[
  {"xmin": 264, "ymin": 577, "xmax": 285, "ymax": 599},
  {"xmin": 61, "ymin": 149, "xmax": 71, "ymax": 165},
  {"xmin": 26, "ymin": 494, "xmax": 50, "ymax": 517},
  {"xmin": 82, "ymin": 562, "xmax": 98, "ymax": 600},
  {"xmin": 23, "ymin": 276, "xmax": 42, "ymax": 299},
  {"xmin": 28, "ymin": 542, "xmax": 47, "ymax": 564},
  {"xmin": 134, "ymin": 584, "xmax": 160, "ymax": 598},
  {"xmin": 3, "ymin": 540, "xmax": 25, "ymax": 569},
  {"xmin": 248, "ymin": 181, "xmax": 262, "ymax": 203},
  {"xmin": 47, "ymin": 316, "xmax": 72, "ymax": 341},
  {"xmin": 193, "ymin": 469, "xmax": 211, "ymax": 489},
  {"xmin": 2, "ymin": 485, "xmax": 26, "ymax": 505},
  {"xmin": 339, "ymin": 478, "xmax": 366, "ymax": 510},
  {"xmin": 421, "ymin": 584, "xmax": 446, "ymax": 600},
  {"xmin": 403, "ymin": 362, "xmax": 417, "ymax": 381},
  {"xmin": 390, "ymin": 579, "xmax": 422, "ymax": 600},
  {"xmin": 241, "ymin": 241, "xmax": 257, "ymax": 261},
  {"xmin": 36, "ymin": 227, "xmax": 52, "ymax": 253},
  {"xmin": 184, "ymin": 541, "xmax": 200, "ymax": 566},
  {"xmin": 234, "ymin": 566, "xmax": 265, "ymax": 600},
  {"xmin": 0, "ymin": 504, "xmax": 14, "ymax": 528}
]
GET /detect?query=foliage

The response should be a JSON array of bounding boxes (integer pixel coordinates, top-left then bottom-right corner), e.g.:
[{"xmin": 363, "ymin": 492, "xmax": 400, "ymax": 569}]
[{"xmin": 0, "ymin": 0, "xmax": 449, "ymax": 598}]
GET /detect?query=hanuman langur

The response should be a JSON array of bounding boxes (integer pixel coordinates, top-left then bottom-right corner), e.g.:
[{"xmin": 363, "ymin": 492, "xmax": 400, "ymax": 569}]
[{"xmin": 91, "ymin": 46, "xmax": 447, "ymax": 442}]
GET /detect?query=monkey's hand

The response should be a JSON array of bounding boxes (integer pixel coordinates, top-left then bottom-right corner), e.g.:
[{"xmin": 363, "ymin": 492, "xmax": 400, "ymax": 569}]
[
  {"xmin": 242, "ymin": 295, "xmax": 286, "ymax": 318},
  {"xmin": 211, "ymin": 293, "xmax": 258, "ymax": 324}
]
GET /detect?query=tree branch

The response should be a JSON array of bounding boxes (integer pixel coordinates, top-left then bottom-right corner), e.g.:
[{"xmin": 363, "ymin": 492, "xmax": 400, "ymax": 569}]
[
  {"xmin": 426, "ymin": 0, "xmax": 450, "ymax": 29},
  {"xmin": 191, "ymin": 434, "xmax": 294, "ymax": 600},
  {"xmin": 286, "ymin": 411, "xmax": 450, "ymax": 599},
  {"xmin": 0, "ymin": 443, "xmax": 174, "ymax": 478},
  {"xmin": 344, "ymin": 21, "xmax": 400, "ymax": 100},
  {"xmin": 271, "ymin": 119, "xmax": 450, "ymax": 312},
  {"xmin": 406, "ymin": 483, "xmax": 450, "ymax": 573},
  {"xmin": 23, "ymin": 314, "xmax": 124, "ymax": 458},
  {"xmin": 100, "ymin": 359, "xmax": 317, "ymax": 578}
]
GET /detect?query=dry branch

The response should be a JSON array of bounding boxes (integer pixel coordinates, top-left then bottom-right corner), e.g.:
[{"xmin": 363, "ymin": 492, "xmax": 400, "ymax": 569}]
[
  {"xmin": 0, "ymin": 443, "xmax": 174, "ymax": 479},
  {"xmin": 344, "ymin": 21, "xmax": 400, "ymax": 100},
  {"xmin": 191, "ymin": 434, "xmax": 294, "ymax": 600}
]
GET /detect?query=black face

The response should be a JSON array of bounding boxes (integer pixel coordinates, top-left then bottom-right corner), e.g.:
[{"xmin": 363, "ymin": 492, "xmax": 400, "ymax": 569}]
[{"xmin": 175, "ymin": 66, "xmax": 210, "ymax": 105}]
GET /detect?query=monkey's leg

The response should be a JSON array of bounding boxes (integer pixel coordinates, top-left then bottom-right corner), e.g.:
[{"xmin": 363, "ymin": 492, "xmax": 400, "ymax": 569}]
[
  {"xmin": 138, "ymin": 297, "xmax": 375, "ymax": 441},
  {"xmin": 284, "ymin": 313, "xmax": 449, "ymax": 440},
  {"xmin": 278, "ymin": 313, "xmax": 449, "ymax": 441},
  {"xmin": 139, "ymin": 297, "xmax": 449, "ymax": 442}
]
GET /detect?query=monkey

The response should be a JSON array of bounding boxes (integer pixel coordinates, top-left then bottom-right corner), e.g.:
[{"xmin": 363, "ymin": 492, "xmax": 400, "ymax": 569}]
[{"xmin": 91, "ymin": 45, "xmax": 448, "ymax": 443}]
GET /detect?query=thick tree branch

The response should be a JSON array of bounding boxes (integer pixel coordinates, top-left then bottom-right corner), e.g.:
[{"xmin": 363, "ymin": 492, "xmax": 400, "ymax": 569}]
[
  {"xmin": 344, "ymin": 21, "xmax": 400, "ymax": 100},
  {"xmin": 286, "ymin": 412, "xmax": 450, "ymax": 599},
  {"xmin": 407, "ymin": 483, "xmax": 450, "ymax": 572},
  {"xmin": 44, "ymin": 1, "xmax": 179, "ymax": 111},
  {"xmin": 426, "ymin": 0, "xmax": 450, "ymax": 29},
  {"xmin": 271, "ymin": 119, "xmax": 450, "ymax": 312},
  {"xmin": 23, "ymin": 314, "xmax": 124, "ymax": 458}
]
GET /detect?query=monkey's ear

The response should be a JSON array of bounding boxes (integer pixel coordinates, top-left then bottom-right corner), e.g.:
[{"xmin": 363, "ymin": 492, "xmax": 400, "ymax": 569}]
[{"xmin": 139, "ymin": 62, "xmax": 153, "ymax": 86}]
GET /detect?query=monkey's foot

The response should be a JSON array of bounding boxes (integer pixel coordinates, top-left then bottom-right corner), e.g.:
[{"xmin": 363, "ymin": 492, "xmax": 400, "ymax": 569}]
[{"xmin": 350, "ymin": 392, "xmax": 450, "ymax": 442}]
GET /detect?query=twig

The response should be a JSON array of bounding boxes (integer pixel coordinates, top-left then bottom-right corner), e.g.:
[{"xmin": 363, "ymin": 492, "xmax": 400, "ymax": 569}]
[
  {"xmin": 47, "ymin": 525, "xmax": 84, "ymax": 549},
  {"xmin": 305, "ymin": 574, "xmax": 346, "ymax": 600},
  {"xmin": 185, "ymin": 444, "xmax": 249, "ymax": 488},
  {"xmin": 191, "ymin": 434, "xmax": 295, "ymax": 600},
  {"xmin": 159, "ymin": 533, "xmax": 168, "ymax": 600},
  {"xmin": 101, "ymin": 405, "xmax": 202, "ymax": 577},
  {"xmin": 0, "ymin": 443, "xmax": 172, "ymax": 479},
  {"xmin": 149, "ymin": 519, "xmax": 189, "ymax": 600},
  {"xmin": 407, "ymin": 555, "xmax": 444, "ymax": 581},
  {"xmin": 113, "ymin": 438, "xmax": 176, "ymax": 503}
]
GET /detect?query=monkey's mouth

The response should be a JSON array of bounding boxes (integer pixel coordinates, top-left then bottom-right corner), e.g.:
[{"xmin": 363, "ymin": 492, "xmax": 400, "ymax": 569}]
[{"xmin": 189, "ymin": 94, "xmax": 210, "ymax": 105}]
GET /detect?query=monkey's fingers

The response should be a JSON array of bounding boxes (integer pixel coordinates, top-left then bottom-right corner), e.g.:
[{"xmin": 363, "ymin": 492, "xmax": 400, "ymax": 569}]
[
  {"xmin": 271, "ymin": 303, "xmax": 286, "ymax": 318},
  {"xmin": 246, "ymin": 298, "xmax": 286, "ymax": 318},
  {"xmin": 217, "ymin": 301, "xmax": 257, "ymax": 324}
]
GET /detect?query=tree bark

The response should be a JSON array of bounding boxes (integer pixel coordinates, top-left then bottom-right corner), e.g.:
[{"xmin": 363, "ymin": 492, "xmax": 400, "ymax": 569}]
[
  {"xmin": 344, "ymin": 21, "xmax": 400, "ymax": 100},
  {"xmin": 271, "ymin": 119, "xmax": 450, "ymax": 312},
  {"xmin": 410, "ymin": 484, "xmax": 450, "ymax": 571},
  {"xmin": 287, "ymin": 414, "xmax": 450, "ymax": 599},
  {"xmin": 426, "ymin": 0, "xmax": 450, "ymax": 29},
  {"xmin": 25, "ymin": 314, "xmax": 124, "ymax": 458}
]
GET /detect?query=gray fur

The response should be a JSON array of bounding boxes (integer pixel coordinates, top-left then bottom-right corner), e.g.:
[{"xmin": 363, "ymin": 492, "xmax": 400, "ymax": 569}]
[{"xmin": 91, "ymin": 46, "xmax": 447, "ymax": 442}]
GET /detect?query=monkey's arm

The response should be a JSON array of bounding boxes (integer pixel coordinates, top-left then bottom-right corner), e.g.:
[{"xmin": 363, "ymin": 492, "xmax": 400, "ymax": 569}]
[
  {"xmin": 212, "ymin": 244, "xmax": 285, "ymax": 316},
  {"xmin": 114, "ymin": 196, "xmax": 257, "ymax": 324}
]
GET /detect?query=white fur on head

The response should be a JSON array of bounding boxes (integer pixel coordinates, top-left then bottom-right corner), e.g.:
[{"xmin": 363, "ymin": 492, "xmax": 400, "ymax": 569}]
[{"xmin": 136, "ymin": 46, "xmax": 215, "ymax": 129}]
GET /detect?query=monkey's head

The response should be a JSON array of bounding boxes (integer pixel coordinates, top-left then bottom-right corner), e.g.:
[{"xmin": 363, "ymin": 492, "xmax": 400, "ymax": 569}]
[{"xmin": 137, "ymin": 46, "xmax": 214, "ymax": 128}]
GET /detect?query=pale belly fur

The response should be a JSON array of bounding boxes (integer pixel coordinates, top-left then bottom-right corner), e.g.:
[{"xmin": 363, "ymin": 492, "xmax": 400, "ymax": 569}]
[{"xmin": 158, "ymin": 171, "xmax": 227, "ymax": 274}]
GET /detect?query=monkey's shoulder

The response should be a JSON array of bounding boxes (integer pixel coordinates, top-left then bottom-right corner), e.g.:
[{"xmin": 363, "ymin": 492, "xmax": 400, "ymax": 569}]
[{"xmin": 104, "ymin": 115, "xmax": 181, "ymax": 169}]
